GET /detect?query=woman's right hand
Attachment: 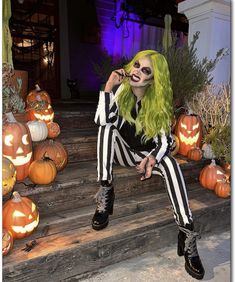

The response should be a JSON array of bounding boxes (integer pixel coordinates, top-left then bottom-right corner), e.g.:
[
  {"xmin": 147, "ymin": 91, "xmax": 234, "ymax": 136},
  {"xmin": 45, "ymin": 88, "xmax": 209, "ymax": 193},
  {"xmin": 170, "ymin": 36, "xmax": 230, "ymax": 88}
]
[{"xmin": 104, "ymin": 69, "xmax": 126, "ymax": 92}]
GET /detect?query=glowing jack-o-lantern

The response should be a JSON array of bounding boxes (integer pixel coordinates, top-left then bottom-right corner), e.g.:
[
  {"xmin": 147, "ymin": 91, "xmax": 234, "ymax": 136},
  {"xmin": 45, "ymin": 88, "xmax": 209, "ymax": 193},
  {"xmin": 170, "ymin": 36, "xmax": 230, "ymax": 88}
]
[
  {"xmin": 27, "ymin": 101, "xmax": 54, "ymax": 123},
  {"xmin": 26, "ymin": 84, "xmax": 51, "ymax": 105},
  {"xmin": 3, "ymin": 112, "xmax": 33, "ymax": 181},
  {"xmin": 3, "ymin": 191, "xmax": 40, "ymax": 239},
  {"xmin": 2, "ymin": 229, "xmax": 14, "ymax": 256},
  {"xmin": 2, "ymin": 157, "xmax": 17, "ymax": 196},
  {"xmin": 199, "ymin": 159, "xmax": 225, "ymax": 190},
  {"xmin": 175, "ymin": 113, "xmax": 203, "ymax": 156}
]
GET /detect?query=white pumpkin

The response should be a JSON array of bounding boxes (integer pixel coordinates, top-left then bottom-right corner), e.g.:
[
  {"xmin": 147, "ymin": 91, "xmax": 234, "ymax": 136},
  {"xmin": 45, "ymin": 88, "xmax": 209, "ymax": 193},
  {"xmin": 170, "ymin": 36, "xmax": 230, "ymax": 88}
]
[
  {"xmin": 27, "ymin": 120, "xmax": 48, "ymax": 142},
  {"xmin": 202, "ymin": 143, "xmax": 216, "ymax": 159}
]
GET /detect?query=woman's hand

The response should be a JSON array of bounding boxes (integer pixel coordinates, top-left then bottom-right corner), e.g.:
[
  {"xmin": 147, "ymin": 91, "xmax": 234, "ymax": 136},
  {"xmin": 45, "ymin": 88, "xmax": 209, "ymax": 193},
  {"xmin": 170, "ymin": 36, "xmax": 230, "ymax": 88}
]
[
  {"xmin": 136, "ymin": 155, "xmax": 156, "ymax": 181},
  {"xmin": 104, "ymin": 69, "xmax": 126, "ymax": 92}
]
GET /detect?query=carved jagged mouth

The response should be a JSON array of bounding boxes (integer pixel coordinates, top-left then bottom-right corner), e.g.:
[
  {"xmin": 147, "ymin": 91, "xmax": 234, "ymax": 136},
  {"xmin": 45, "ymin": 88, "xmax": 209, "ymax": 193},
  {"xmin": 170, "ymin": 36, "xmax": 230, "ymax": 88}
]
[
  {"xmin": 3, "ymin": 152, "xmax": 32, "ymax": 166},
  {"xmin": 12, "ymin": 215, "xmax": 39, "ymax": 234},
  {"xmin": 179, "ymin": 132, "xmax": 200, "ymax": 145},
  {"xmin": 34, "ymin": 113, "xmax": 54, "ymax": 121}
]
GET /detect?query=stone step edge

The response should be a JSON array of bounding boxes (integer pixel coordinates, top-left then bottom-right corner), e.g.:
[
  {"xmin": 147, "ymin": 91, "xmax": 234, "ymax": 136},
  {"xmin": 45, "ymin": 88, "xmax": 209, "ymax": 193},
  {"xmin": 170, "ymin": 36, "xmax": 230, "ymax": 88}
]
[{"xmin": 3, "ymin": 192, "xmax": 230, "ymax": 268}]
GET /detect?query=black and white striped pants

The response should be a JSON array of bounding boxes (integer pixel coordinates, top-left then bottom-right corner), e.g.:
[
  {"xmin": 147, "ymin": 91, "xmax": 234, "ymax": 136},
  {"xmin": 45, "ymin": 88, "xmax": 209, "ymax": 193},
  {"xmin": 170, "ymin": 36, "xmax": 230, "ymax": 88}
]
[{"xmin": 97, "ymin": 124, "xmax": 193, "ymax": 226}]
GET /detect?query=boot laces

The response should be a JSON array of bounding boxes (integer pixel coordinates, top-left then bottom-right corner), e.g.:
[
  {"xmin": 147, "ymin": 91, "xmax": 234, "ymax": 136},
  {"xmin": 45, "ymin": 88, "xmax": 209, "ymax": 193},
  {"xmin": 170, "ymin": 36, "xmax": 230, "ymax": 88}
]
[
  {"xmin": 95, "ymin": 186, "xmax": 111, "ymax": 213},
  {"xmin": 179, "ymin": 226, "xmax": 201, "ymax": 258}
]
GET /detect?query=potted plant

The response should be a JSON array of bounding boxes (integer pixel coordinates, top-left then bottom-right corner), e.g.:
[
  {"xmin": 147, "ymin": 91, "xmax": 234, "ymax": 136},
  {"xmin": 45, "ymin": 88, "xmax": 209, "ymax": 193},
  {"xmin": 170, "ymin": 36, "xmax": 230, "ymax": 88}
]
[
  {"xmin": 2, "ymin": 63, "xmax": 26, "ymax": 122},
  {"xmin": 186, "ymin": 84, "xmax": 231, "ymax": 169}
]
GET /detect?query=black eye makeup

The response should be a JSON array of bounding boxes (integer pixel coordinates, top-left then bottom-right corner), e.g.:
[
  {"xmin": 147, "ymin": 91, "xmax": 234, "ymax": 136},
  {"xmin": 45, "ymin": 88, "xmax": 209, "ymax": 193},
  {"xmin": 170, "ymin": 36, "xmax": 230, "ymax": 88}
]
[{"xmin": 133, "ymin": 61, "xmax": 152, "ymax": 76}]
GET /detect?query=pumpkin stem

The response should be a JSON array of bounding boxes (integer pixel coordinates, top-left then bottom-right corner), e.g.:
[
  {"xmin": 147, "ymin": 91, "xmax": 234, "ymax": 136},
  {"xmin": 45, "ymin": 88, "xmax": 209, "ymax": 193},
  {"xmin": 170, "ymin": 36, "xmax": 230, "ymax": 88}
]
[
  {"xmin": 12, "ymin": 191, "xmax": 22, "ymax": 203},
  {"xmin": 35, "ymin": 84, "xmax": 41, "ymax": 92},
  {"xmin": 210, "ymin": 159, "xmax": 216, "ymax": 166},
  {"xmin": 5, "ymin": 112, "xmax": 17, "ymax": 123}
]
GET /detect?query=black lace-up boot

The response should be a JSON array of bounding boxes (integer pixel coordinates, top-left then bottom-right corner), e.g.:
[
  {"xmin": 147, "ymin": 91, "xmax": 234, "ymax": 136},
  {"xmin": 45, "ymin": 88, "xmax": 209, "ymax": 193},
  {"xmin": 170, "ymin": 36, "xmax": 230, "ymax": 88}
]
[
  {"xmin": 178, "ymin": 223, "xmax": 205, "ymax": 280},
  {"xmin": 92, "ymin": 181, "xmax": 115, "ymax": 231}
]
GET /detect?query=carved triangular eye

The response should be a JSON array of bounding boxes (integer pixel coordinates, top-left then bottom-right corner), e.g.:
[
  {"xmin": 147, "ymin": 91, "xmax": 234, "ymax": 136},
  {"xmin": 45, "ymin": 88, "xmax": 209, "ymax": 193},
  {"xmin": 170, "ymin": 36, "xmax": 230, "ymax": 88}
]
[
  {"xmin": 180, "ymin": 123, "xmax": 187, "ymax": 129},
  {"xmin": 192, "ymin": 123, "xmax": 199, "ymax": 130}
]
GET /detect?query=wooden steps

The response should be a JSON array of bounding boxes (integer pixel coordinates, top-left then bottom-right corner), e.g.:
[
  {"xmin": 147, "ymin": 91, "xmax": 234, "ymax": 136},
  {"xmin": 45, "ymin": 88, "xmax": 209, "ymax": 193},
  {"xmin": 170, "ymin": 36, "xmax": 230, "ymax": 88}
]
[
  {"xmin": 3, "ymin": 103, "xmax": 230, "ymax": 281},
  {"xmin": 3, "ymin": 183, "xmax": 230, "ymax": 282}
]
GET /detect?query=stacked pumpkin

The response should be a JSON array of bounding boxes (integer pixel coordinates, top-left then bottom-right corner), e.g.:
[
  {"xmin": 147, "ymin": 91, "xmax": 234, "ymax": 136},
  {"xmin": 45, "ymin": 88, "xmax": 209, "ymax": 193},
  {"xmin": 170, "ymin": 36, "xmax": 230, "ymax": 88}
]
[
  {"xmin": 2, "ymin": 86, "xmax": 68, "ymax": 256},
  {"xmin": 24, "ymin": 84, "xmax": 68, "ymax": 185}
]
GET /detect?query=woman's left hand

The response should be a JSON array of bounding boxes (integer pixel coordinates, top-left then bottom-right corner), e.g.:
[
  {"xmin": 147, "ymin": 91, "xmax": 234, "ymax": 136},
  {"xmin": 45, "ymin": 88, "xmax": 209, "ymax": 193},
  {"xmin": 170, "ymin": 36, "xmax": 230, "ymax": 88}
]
[{"xmin": 136, "ymin": 155, "xmax": 156, "ymax": 181}]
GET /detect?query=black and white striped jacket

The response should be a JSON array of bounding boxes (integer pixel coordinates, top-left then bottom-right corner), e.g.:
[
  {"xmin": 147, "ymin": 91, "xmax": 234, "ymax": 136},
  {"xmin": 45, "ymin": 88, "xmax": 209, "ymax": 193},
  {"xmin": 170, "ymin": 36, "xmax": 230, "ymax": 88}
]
[{"xmin": 94, "ymin": 91, "xmax": 173, "ymax": 164}]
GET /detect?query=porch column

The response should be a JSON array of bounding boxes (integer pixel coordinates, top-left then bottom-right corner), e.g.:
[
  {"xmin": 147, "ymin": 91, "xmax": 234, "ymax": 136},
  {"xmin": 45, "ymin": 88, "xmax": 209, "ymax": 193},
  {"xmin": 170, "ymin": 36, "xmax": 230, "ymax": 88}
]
[{"xmin": 178, "ymin": 0, "xmax": 231, "ymax": 84}]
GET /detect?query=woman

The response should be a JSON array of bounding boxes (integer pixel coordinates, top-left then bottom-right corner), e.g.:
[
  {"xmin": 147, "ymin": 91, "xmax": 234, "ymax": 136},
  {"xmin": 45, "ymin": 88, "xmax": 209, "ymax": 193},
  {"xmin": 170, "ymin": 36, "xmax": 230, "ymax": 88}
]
[{"xmin": 92, "ymin": 50, "xmax": 204, "ymax": 280}]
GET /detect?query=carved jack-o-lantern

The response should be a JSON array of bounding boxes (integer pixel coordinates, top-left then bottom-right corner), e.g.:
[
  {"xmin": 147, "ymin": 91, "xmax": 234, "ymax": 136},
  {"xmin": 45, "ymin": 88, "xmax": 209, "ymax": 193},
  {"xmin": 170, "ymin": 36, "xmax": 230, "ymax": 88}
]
[
  {"xmin": 3, "ymin": 113, "xmax": 33, "ymax": 181},
  {"xmin": 2, "ymin": 229, "xmax": 14, "ymax": 256},
  {"xmin": 27, "ymin": 101, "xmax": 54, "ymax": 124},
  {"xmin": 3, "ymin": 191, "xmax": 40, "ymax": 239},
  {"xmin": 26, "ymin": 84, "xmax": 51, "ymax": 105},
  {"xmin": 175, "ymin": 114, "xmax": 203, "ymax": 156},
  {"xmin": 2, "ymin": 157, "xmax": 17, "ymax": 196}
]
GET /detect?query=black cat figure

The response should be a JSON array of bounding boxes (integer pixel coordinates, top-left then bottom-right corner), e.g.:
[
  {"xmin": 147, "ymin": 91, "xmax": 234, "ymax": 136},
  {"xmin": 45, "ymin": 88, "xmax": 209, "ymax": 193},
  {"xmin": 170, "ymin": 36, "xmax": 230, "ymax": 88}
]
[{"xmin": 67, "ymin": 79, "xmax": 80, "ymax": 99}]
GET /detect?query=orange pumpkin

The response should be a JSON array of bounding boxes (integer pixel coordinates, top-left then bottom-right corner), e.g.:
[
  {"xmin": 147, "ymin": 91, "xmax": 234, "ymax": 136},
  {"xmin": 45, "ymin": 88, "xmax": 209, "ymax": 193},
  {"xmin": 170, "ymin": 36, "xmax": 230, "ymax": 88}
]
[
  {"xmin": 187, "ymin": 147, "xmax": 203, "ymax": 161},
  {"xmin": 3, "ymin": 112, "xmax": 33, "ymax": 181},
  {"xmin": 33, "ymin": 139, "xmax": 68, "ymax": 171},
  {"xmin": 214, "ymin": 180, "xmax": 230, "ymax": 198},
  {"xmin": 3, "ymin": 191, "xmax": 39, "ymax": 239},
  {"xmin": 27, "ymin": 101, "xmax": 54, "ymax": 123},
  {"xmin": 199, "ymin": 160, "xmax": 225, "ymax": 190},
  {"xmin": 2, "ymin": 229, "xmax": 14, "ymax": 256},
  {"xmin": 170, "ymin": 134, "xmax": 180, "ymax": 156},
  {"xmin": 175, "ymin": 113, "xmax": 203, "ymax": 156},
  {"xmin": 29, "ymin": 156, "xmax": 57, "ymax": 184},
  {"xmin": 26, "ymin": 84, "xmax": 51, "ymax": 105},
  {"xmin": 47, "ymin": 121, "xmax": 61, "ymax": 139}
]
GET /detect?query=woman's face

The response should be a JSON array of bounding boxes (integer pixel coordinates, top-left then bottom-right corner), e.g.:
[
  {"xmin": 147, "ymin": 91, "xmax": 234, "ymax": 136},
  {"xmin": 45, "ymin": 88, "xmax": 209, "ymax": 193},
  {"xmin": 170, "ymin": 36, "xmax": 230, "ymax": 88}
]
[{"xmin": 129, "ymin": 56, "xmax": 153, "ymax": 88}]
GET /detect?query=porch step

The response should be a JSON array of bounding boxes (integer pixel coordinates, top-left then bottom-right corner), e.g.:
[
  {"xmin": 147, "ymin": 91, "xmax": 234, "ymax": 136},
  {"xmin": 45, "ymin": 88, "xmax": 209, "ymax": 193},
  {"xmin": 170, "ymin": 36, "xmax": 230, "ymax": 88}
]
[
  {"xmin": 8, "ymin": 158, "xmax": 211, "ymax": 216},
  {"xmin": 3, "ymin": 184, "xmax": 230, "ymax": 282},
  {"xmin": 57, "ymin": 128, "xmax": 98, "ymax": 162}
]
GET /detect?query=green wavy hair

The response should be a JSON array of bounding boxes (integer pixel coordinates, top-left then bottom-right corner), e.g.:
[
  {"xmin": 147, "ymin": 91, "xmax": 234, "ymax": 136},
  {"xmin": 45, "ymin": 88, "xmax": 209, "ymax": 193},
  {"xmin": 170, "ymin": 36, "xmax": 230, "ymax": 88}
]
[{"xmin": 116, "ymin": 50, "xmax": 173, "ymax": 141}]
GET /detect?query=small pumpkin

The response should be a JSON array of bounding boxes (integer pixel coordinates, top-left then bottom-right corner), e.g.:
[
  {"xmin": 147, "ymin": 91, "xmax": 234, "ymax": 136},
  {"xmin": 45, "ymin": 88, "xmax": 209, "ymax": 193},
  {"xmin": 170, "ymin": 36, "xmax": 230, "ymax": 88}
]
[
  {"xmin": 199, "ymin": 159, "xmax": 225, "ymax": 190},
  {"xmin": 27, "ymin": 120, "xmax": 48, "ymax": 142},
  {"xmin": 29, "ymin": 156, "xmax": 57, "ymax": 184},
  {"xmin": 27, "ymin": 101, "xmax": 54, "ymax": 123},
  {"xmin": 3, "ymin": 112, "xmax": 33, "ymax": 181},
  {"xmin": 33, "ymin": 139, "xmax": 68, "ymax": 171},
  {"xmin": 2, "ymin": 229, "xmax": 14, "ymax": 256},
  {"xmin": 2, "ymin": 157, "xmax": 17, "ymax": 196},
  {"xmin": 3, "ymin": 191, "xmax": 40, "ymax": 239},
  {"xmin": 187, "ymin": 147, "xmax": 203, "ymax": 161},
  {"xmin": 175, "ymin": 113, "xmax": 203, "ymax": 156},
  {"xmin": 214, "ymin": 179, "xmax": 230, "ymax": 198},
  {"xmin": 170, "ymin": 134, "xmax": 180, "ymax": 156},
  {"xmin": 26, "ymin": 84, "xmax": 51, "ymax": 105},
  {"xmin": 47, "ymin": 121, "xmax": 61, "ymax": 139}
]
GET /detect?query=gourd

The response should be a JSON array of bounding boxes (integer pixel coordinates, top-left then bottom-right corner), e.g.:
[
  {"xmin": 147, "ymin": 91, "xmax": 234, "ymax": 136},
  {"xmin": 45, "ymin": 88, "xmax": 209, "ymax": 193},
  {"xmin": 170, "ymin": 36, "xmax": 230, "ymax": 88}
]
[
  {"xmin": 2, "ymin": 157, "xmax": 17, "ymax": 196},
  {"xmin": 27, "ymin": 120, "xmax": 48, "ymax": 142}
]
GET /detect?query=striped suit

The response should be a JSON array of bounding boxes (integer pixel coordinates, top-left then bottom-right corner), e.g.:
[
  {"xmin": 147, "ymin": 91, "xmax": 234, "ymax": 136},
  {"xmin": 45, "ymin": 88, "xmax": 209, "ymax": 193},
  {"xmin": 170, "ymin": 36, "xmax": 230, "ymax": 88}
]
[{"xmin": 94, "ymin": 91, "xmax": 193, "ymax": 227}]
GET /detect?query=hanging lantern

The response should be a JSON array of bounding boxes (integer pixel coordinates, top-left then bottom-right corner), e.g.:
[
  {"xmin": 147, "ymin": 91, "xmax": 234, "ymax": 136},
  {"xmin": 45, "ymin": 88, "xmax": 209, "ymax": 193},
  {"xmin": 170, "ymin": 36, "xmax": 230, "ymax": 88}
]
[
  {"xmin": 2, "ymin": 157, "xmax": 17, "ymax": 196},
  {"xmin": 175, "ymin": 113, "xmax": 203, "ymax": 156},
  {"xmin": 3, "ymin": 191, "xmax": 40, "ymax": 239},
  {"xmin": 3, "ymin": 112, "xmax": 33, "ymax": 181}
]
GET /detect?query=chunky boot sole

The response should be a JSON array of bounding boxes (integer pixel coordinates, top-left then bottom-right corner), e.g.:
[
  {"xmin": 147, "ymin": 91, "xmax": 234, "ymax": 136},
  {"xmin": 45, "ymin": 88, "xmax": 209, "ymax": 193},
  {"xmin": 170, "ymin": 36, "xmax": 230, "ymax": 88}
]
[
  {"xmin": 185, "ymin": 263, "xmax": 204, "ymax": 280},
  {"xmin": 92, "ymin": 198, "xmax": 114, "ymax": 231}
]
